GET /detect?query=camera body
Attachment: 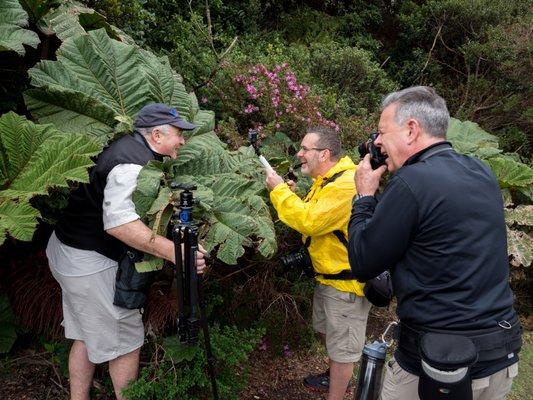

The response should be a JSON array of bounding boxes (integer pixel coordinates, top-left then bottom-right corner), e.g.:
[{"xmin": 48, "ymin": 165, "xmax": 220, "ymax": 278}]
[
  {"xmin": 358, "ymin": 132, "xmax": 387, "ymax": 169},
  {"xmin": 280, "ymin": 246, "xmax": 314, "ymax": 278}
]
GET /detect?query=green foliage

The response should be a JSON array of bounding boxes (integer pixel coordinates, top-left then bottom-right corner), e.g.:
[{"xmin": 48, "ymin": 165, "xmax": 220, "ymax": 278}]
[
  {"xmin": 0, "ymin": 112, "xmax": 100, "ymax": 244},
  {"xmin": 0, "ymin": 295, "xmax": 17, "ymax": 353},
  {"xmin": 132, "ymin": 140, "xmax": 277, "ymax": 267},
  {"xmin": 122, "ymin": 325, "xmax": 264, "ymax": 400},
  {"xmin": 0, "ymin": 0, "xmax": 40, "ymax": 55}
]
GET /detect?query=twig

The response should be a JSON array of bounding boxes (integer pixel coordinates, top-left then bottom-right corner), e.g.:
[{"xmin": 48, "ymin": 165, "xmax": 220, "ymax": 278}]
[{"xmin": 418, "ymin": 22, "xmax": 444, "ymax": 80}]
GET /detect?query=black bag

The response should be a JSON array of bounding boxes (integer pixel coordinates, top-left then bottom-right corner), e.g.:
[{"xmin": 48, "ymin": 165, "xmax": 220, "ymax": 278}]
[
  {"xmin": 113, "ymin": 249, "xmax": 158, "ymax": 309},
  {"xmin": 418, "ymin": 333, "xmax": 477, "ymax": 400},
  {"xmin": 363, "ymin": 270, "xmax": 393, "ymax": 307}
]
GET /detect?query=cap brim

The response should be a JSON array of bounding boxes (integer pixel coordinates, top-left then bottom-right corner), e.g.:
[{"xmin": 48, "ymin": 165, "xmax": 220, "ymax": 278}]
[{"xmin": 171, "ymin": 120, "xmax": 197, "ymax": 130}]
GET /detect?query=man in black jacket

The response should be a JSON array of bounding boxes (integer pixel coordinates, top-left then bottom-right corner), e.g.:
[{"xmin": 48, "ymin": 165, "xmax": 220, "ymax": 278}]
[
  {"xmin": 348, "ymin": 86, "xmax": 521, "ymax": 400},
  {"xmin": 47, "ymin": 104, "xmax": 206, "ymax": 400}
]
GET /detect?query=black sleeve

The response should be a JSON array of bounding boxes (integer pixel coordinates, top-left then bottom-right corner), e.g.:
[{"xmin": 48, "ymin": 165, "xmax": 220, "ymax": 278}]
[{"xmin": 348, "ymin": 176, "xmax": 418, "ymax": 281}]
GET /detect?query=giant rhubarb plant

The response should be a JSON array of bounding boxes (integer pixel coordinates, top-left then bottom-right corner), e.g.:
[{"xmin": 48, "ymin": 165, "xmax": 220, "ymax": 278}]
[{"xmin": 24, "ymin": 28, "xmax": 276, "ymax": 266}]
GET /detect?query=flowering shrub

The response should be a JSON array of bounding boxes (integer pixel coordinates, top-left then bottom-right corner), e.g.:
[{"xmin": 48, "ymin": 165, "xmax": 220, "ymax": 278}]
[{"xmin": 219, "ymin": 63, "xmax": 338, "ymax": 143}]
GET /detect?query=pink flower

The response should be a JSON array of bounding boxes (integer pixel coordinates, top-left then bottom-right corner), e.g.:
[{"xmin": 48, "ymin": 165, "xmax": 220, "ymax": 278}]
[{"xmin": 201, "ymin": 96, "xmax": 208, "ymax": 104}]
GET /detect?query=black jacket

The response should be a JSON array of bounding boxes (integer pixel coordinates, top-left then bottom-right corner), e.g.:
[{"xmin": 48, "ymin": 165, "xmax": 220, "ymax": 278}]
[{"xmin": 348, "ymin": 141, "xmax": 518, "ymax": 376}]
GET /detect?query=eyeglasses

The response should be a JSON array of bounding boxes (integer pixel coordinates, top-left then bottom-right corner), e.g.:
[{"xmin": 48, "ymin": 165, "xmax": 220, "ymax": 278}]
[{"xmin": 299, "ymin": 146, "xmax": 328, "ymax": 153}]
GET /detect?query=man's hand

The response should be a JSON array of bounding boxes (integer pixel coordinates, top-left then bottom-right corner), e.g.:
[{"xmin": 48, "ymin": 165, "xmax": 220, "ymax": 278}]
[
  {"xmin": 286, "ymin": 179, "xmax": 296, "ymax": 192},
  {"xmin": 196, "ymin": 244, "xmax": 207, "ymax": 274},
  {"xmin": 355, "ymin": 154, "xmax": 387, "ymax": 196},
  {"xmin": 265, "ymin": 168, "xmax": 284, "ymax": 191}
]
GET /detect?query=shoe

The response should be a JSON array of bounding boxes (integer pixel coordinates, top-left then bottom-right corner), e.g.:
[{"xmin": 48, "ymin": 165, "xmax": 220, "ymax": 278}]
[
  {"xmin": 303, "ymin": 369, "xmax": 355, "ymax": 393},
  {"xmin": 303, "ymin": 369, "xmax": 330, "ymax": 391}
]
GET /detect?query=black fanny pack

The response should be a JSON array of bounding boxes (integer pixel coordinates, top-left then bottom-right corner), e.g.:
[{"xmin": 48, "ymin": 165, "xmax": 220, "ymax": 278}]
[
  {"xmin": 113, "ymin": 249, "xmax": 158, "ymax": 309},
  {"xmin": 418, "ymin": 333, "xmax": 477, "ymax": 400},
  {"xmin": 396, "ymin": 318, "xmax": 522, "ymax": 400}
]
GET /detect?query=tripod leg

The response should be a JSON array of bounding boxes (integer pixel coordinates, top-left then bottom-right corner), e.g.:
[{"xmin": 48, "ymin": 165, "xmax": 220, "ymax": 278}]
[
  {"xmin": 197, "ymin": 276, "xmax": 220, "ymax": 400},
  {"xmin": 173, "ymin": 225, "xmax": 187, "ymax": 343}
]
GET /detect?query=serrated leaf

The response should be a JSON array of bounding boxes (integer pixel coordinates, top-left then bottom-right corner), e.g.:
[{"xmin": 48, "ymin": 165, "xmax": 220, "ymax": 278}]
[
  {"xmin": 447, "ymin": 118, "xmax": 500, "ymax": 156},
  {"xmin": 0, "ymin": 0, "xmax": 40, "ymax": 55},
  {"xmin": 0, "ymin": 112, "xmax": 100, "ymax": 199},
  {"xmin": 507, "ymin": 228, "xmax": 533, "ymax": 267},
  {"xmin": 485, "ymin": 157, "xmax": 533, "ymax": 189},
  {"xmin": 0, "ymin": 199, "xmax": 40, "ymax": 245},
  {"xmin": 0, "ymin": 112, "xmax": 100, "ymax": 244},
  {"xmin": 505, "ymin": 205, "xmax": 533, "ymax": 227}
]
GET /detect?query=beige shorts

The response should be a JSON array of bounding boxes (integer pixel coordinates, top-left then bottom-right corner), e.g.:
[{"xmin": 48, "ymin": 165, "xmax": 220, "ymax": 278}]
[
  {"xmin": 312, "ymin": 283, "xmax": 371, "ymax": 363},
  {"xmin": 50, "ymin": 266, "xmax": 144, "ymax": 364},
  {"xmin": 379, "ymin": 355, "xmax": 518, "ymax": 400}
]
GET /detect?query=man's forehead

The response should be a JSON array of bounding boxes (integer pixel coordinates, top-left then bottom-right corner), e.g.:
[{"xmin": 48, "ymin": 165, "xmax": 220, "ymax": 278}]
[{"xmin": 302, "ymin": 132, "xmax": 319, "ymax": 143}]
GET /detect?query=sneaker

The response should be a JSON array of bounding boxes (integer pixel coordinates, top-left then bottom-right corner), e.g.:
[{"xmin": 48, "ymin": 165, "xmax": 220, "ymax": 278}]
[
  {"xmin": 303, "ymin": 369, "xmax": 355, "ymax": 393},
  {"xmin": 303, "ymin": 370, "xmax": 330, "ymax": 391}
]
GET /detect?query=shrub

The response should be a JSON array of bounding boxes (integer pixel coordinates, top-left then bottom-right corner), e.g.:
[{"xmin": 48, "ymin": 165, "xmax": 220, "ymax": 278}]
[{"xmin": 122, "ymin": 325, "xmax": 264, "ymax": 400}]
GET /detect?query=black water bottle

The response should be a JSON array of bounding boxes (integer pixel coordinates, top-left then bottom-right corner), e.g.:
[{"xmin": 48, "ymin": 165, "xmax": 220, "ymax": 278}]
[{"xmin": 354, "ymin": 340, "xmax": 388, "ymax": 400}]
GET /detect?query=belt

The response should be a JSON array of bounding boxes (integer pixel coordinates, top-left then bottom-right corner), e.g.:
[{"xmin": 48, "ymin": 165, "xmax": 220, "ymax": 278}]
[{"xmin": 396, "ymin": 317, "xmax": 522, "ymax": 363}]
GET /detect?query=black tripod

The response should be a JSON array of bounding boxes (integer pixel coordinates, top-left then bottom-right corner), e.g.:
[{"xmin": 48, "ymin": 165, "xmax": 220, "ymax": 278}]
[{"xmin": 170, "ymin": 182, "xmax": 219, "ymax": 400}]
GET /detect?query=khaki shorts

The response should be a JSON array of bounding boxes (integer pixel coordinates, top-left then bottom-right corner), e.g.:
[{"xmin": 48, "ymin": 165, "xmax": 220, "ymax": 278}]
[
  {"xmin": 312, "ymin": 283, "xmax": 371, "ymax": 363},
  {"xmin": 50, "ymin": 266, "xmax": 144, "ymax": 364},
  {"xmin": 380, "ymin": 355, "xmax": 519, "ymax": 400}
]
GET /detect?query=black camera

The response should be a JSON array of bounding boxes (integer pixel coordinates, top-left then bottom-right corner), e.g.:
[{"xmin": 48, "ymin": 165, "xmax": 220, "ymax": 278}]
[
  {"xmin": 358, "ymin": 132, "xmax": 387, "ymax": 169},
  {"xmin": 280, "ymin": 246, "xmax": 314, "ymax": 278}
]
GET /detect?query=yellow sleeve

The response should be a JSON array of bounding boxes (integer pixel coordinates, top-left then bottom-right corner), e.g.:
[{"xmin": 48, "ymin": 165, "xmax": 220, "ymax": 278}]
[{"xmin": 269, "ymin": 174, "xmax": 356, "ymax": 237}]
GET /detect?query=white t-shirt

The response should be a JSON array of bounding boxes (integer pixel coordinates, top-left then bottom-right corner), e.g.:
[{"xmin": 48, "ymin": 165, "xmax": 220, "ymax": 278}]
[{"xmin": 47, "ymin": 163, "xmax": 143, "ymax": 276}]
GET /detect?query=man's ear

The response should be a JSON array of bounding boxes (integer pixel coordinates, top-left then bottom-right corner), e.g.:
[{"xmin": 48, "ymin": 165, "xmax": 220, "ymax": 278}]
[
  {"xmin": 151, "ymin": 127, "xmax": 162, "ymax": 144},
  {"xmin": 406, "ymin": 118, "xmax": 422, "ymax": 145}
]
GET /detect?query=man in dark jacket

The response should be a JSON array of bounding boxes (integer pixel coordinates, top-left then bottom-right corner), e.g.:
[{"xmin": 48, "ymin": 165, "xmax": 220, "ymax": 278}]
[
  {"xmin": 348, "ymin": 86, "xmax": 521, "ymax": 400},
  {"xmin": 47, "ymin": 103, "xmax": 206, "ymax": 400}
]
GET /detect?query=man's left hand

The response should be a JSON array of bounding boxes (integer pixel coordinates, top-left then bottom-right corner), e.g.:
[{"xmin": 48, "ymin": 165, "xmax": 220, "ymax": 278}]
[
  {"xmin": 355, "ymin": 154, "xmax": 387, "ymax": 196},
  {"xmin": 196, "ymin": 244, "xmax": 207, "ymax": 274}
]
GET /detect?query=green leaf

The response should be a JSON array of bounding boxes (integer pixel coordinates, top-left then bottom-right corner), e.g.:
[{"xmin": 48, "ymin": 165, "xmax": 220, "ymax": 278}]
[
  {"xmin": 0, "ymin": 294, "xmax": 17, "ymax": 353},
  {"xmin": 0, "ymin": 112, "xmax": 101, "ymax": 199},
  {"xmin": 484, "ymin": 157, "xmax": 533, "ymax": 189},
  {"xmin": 505, "ymin": 205, "xmax": 533, "ymax": 227},
  {"xmin": 163, "ymin": 336, "xmax": 200, "ymax": 362},
  {"xmin": 26, "ymin": 28, "xmax": 211, "ymax": 144},
  {"xmin": 0, "ymin": 112, "xmax": 100, "ymax": 244},
  {"xmin": 0, "ymin": 0, "xmax": 40, "ymax": 55},
  {"xmin": 447, "ymin": 118, "xmax": 500, "ymax": 156},
  {"xmin": 507, "ymin": 228, "xmax": 533, "ymax": 268},
  {"xmin": 135, "ymin": 254, "xmax": 163, "ymax": 273}
]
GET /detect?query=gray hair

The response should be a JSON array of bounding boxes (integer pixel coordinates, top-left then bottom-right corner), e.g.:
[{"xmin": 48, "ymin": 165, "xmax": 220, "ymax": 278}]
[
  {"xmin": 381, "ymin": 86, "xmax": 449, "ymax": 138},
  {"xmin": 137, "ymin": 124, "xmax": 172, "ymax": 137},
  {"xmin": 307, "ymin": 126, "xmax": 343, "ymax": 161}
]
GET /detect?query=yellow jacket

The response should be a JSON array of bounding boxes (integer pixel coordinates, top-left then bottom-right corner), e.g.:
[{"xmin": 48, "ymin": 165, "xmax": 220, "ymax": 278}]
[{"xmin": 270, "ymin": 156, "xmax": 365, "ymax": 296}]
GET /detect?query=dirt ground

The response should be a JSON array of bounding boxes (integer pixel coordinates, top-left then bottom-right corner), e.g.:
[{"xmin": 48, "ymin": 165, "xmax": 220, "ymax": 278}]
[{"xmin": 0, "ymin": 308, "xmax": 394, "ymax": 400}]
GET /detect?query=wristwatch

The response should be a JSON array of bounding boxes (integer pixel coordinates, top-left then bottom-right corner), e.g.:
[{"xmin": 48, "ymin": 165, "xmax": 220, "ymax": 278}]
[{"xmin": 355, "ymin": 193, "xmax": 374, "ymax": 201}]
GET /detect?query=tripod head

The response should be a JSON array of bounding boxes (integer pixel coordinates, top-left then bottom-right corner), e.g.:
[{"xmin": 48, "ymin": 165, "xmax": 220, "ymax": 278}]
[{"xmin": 170, "ymin": 182, "xmax": 198, "ymax": 224}]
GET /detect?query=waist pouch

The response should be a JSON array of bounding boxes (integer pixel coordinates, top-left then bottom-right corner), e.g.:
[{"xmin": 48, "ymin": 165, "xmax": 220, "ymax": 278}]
[
  {"xmin": 113, "ymin": 250, "xmax": 158, "ymax": 309},
  {"xmin": 418, "ymin": 333, "xmax": 477, "ymax": 400},
  {"xmin": 396, "ymin": 317, "xmax": 522, "ymax": 363},
  {"xmin": 363, "ymin": 270, "xmax": 393, "ymax": 307}
]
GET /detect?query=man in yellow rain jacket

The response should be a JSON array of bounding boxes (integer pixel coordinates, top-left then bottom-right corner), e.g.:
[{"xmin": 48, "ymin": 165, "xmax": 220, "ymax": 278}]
[{"xmin": 265, "ymin": 126, "xmax": 371, "ymax": 400}]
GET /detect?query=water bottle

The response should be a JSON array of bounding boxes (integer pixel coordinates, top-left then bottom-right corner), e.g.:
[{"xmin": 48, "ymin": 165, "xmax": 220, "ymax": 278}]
[{"xmin": 354, "ymin": 340, "xmax": 388, "ymax": 400}]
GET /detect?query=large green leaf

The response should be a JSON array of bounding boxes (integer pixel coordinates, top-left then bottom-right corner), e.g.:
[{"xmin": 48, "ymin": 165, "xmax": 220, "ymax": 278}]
[
  {"xmin": 133, "ymin": 139, "xmax": 276, "ymax": 266},
  {"xmin": 25, "ymin": 28, "xmax": 199, "ymax": 143},
  {"xmin": 485, "ymin": 156, "xmax": 533, "ymax": 189},
  {"xmin": 446, "ymin": 118, "xmax": 500, "ymax": 156},
  {"xmin": 505, "ymin": 205, "xmax": 533, "ymax": 227},
  {"xmin": 0, "ymin": 0, "xmax": 40, "ymax": 55},
  {"xmin": 0, "ymin": 112, "xmax": 100, "ymax": 244}
]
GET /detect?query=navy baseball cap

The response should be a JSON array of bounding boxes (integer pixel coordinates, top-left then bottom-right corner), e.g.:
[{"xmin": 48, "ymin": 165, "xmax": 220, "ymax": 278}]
[{"xmin": 134, "ymin": 103, "xmax": 196, "ymax": 130}]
